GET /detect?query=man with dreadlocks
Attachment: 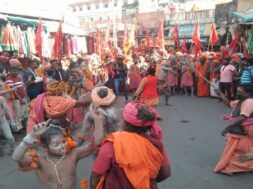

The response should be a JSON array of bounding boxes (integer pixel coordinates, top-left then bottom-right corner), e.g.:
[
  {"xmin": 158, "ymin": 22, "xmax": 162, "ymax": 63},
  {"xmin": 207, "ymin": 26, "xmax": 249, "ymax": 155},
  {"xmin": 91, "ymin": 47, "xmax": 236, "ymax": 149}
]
[
  {"xmin": 26, "ymin": 81, "xmax": 91, "ymax": 134},
  {"xmin": 90, "ymin": 102, "xmax": 171, "ymax": 189},
  {"xmin": 12, "ymin": 119, "xmax": 95, "ymax": 189},
  {"xmin": 81, "ymin": 85, "xmax": 118, "ymax": 146}
]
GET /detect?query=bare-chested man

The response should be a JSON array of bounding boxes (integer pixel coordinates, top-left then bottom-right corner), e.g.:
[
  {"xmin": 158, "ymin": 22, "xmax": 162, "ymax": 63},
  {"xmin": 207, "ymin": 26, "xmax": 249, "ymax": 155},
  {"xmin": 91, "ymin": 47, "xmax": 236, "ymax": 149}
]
[{"xmin": 12, "ymin": 119, "xmax": 95, "ymax": 189}]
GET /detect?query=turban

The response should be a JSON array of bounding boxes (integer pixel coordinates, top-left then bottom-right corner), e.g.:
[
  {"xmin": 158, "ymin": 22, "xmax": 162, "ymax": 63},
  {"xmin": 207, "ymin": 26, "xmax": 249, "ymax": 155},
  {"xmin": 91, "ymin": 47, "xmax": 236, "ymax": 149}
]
[
  {"xmin": 47, "ymin": 81, "xmax": 67, "ymax": 96},
  {"xmin": 91, "ymin": 86, "xmax": 116, "ymax": 106},
  {"xmin": 123, "ymin": 102, "xmax": 163, "ymax": 140}
]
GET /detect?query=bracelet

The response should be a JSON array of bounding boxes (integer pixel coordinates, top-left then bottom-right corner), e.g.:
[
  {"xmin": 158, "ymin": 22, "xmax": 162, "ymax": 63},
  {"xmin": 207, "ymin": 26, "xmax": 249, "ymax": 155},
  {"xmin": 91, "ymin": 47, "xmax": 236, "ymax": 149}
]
[{"xmin": 23, "ymin": 134, "xmax": 35, "ymax": 145}]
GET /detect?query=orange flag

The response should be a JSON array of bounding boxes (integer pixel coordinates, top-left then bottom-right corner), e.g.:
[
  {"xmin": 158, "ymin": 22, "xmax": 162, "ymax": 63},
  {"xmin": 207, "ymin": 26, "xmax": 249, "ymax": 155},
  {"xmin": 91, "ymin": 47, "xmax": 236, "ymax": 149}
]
[
  {"xmin": 51, "ymin": 22, "xmax": 63, "ymax": 60},
  {"xmin": 191, "ymin": 21, "xmax": 201, "ymax": 57},
  {"xmin": 34, "ymin": 18, "xmax": 43, "ymax": 59},
  {"xmin": 171, "ymin": 24, "xmax": 180, "ymax": 49},
  {"xmin": 123, "ymin": 22, "xmax": 130, "ymax": 53},
  {"xmin": 209, "ymin": 23, "xmax": 219, "ymax": 48},
  {"xmin": 182, "ymin": 37, "xmax": 187, "ymax": 54},
  {"xmin": 157, "ymin": 20, "xmax": 164, "ymax": 49}
]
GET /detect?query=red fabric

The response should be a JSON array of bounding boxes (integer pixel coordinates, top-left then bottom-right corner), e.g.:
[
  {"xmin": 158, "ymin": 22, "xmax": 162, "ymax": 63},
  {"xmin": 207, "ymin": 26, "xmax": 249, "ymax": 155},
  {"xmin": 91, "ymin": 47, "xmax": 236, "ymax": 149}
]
[
  {"xmin": 181, "ymin": 37, "xmax": 187, "ymax": 54},
  {"xmin": 146, "ymin": 30, "xmax": 150, "ymax": 49},
  {"xmin": 191, "ymin": 21, "xmax": 201, "ymax": 57},
  {"xmin": 34, "ymin": 18, "xmax": 43, "ymax": 59},
  {"xmin": 171, "ymin": 24, "xmax": 180, "ymax": 49},
  {"xmin": 209, "ymin": 23, "xmax": 219, "ymax": 47},
  {"xmin": 228, "ymin": 33, "xmax": 241, "ymax": 54},
  {"xmin": 6, "ymin": 76, "xmax": 25, "ymax": 99},
  {"xmin": 157, "ymin": 21, "xmax": 164, "ymax": 48},
  {"xmin": 65, "ymin": 36, "xmax": 71, "ymax": 57},
  {"xmin": 141, "ymin": 76, "xmax": 158, "ymax": 99},
  {"xmin": 51, "ymin": 23, "xmax": 63, "ymax": 60}
]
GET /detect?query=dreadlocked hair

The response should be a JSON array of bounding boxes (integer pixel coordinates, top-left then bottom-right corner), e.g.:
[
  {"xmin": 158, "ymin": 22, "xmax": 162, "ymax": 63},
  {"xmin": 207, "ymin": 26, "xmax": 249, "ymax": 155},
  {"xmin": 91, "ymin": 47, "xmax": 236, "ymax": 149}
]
[
  {"xmin": 40, "ymin": 120, "xmax": 63, "ymax": 146},
  {"xmin": 124, "ymin": 105, "xmax": 155, "ymax": 134},
  {"xmin": 97, "ymin": 87, "xmax": 108, "ymax": 98},
  {"xmin": 136, "ymin": 105, "xmax": 156, "ymax": 122}
]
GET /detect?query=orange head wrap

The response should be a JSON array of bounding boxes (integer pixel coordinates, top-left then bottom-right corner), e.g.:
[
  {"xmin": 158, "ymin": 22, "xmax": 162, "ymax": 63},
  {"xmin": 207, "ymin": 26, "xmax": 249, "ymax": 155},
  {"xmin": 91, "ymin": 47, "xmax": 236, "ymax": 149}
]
[{"xmin": 91, "ymin": 86, "xmax": 116, "ymax": 106}]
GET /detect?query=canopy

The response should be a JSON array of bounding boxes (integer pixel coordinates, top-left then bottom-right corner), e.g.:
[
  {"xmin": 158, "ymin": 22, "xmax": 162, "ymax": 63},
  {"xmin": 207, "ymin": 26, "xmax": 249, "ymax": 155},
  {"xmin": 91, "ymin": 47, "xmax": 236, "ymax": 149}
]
[{"xmin": 232, "ymin": 9, "xmax": 253, "ymax": 22}]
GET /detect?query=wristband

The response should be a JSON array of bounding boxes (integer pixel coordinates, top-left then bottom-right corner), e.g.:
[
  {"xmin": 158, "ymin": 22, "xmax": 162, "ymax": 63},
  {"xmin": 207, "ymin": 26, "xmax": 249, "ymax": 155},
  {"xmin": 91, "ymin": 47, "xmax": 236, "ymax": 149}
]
[{"xmin": 23, "ymin": 134, "xmax": 35, "ymax": 145}]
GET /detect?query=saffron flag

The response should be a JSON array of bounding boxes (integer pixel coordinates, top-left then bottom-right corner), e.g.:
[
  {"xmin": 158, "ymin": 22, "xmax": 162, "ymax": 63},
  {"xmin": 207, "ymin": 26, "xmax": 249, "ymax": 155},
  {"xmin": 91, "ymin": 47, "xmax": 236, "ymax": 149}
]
[
  {"xmin": 34, "ymin": 17, "xmax": 43, "ymax": 59},
  {"xmin": 146, "ymin": 30, "xmax": 150, "ymax": 49},
  {"xmin": 182, "ymin": 37, "xmax": 187, "ymax": 54},
  {"xmin": 171, "ymin": 24, "xmax": 180, "ymax": 49},
  {"xmin": 228, "ymin": 32, "xmax": 241, "ymax": 54},
  {"xmin": 123, "ymin": 22, "xmax": 130, "ymax": 54},
  {"xmin": 191, "ymin": 21, "xmax": 201, "ymax": 57},
  {"xmin": 209, "ymin": 23, "xmax": 219, "ymax": 47},
  {"xmin": 157, "ymin": 20, "xmax": 164, "ymax": 49},
  {"xmin": 51, "ymin": 22, "xmax": 63, "ymax": 60}
]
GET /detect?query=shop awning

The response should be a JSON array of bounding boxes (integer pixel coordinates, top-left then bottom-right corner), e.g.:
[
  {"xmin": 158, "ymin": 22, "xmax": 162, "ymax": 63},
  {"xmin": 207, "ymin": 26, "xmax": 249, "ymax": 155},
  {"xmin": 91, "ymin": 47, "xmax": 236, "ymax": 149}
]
[
  {"xmin": 168, "ymin": 23, "xmax": 212, "ymax": 38},
  {"xmin": 232, "ymin": 9, "xmax": 253, "ymax": 22}
]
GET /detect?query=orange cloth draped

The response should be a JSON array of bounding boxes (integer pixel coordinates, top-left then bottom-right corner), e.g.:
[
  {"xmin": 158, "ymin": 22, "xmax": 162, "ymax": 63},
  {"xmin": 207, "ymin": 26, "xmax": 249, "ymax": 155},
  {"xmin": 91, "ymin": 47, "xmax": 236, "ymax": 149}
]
[
  {"xmin": 43, "ymin": 96, "xmax": 76, "ymax": 117},
  {"xmin": 214, "ymin": 126, "xmax": 253, "ymax": 174},
  {"xmin": 196, "ymin": 62, "xmax": 209, "ymax": 97},
  {"xmin": 27, "ymin": 96, "xmax": 76, "ymax": 133},
  {"xmin": 97, "ymin": 132, "xmax": 163, "ymax": 189}
]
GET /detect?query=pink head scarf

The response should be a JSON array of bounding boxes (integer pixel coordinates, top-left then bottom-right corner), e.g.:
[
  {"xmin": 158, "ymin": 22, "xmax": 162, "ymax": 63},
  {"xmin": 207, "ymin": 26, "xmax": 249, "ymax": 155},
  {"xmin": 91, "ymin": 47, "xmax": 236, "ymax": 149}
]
[{"xmin": 123, "ymin": 102, "xmax": 163, "ymax": 140}]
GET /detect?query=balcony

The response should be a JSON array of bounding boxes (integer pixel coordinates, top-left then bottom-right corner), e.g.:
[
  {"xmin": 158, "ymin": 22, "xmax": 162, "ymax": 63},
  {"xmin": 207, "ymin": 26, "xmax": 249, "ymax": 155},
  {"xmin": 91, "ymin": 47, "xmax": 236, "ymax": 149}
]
[{"xmin": 166, "ymin": 9, "xmax": 215, "ymax": 25}]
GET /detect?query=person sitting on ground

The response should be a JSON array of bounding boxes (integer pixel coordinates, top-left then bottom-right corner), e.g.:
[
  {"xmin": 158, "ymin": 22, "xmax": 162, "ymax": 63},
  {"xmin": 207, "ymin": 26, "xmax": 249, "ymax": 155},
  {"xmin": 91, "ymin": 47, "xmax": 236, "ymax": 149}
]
[
  {"xmin": 214, "ymin": 84, "xmax": 253, "ymax": 175},
  {"xmin": 90, "ymin": 102, "xmax": 171, "ymax": 189},
  {"xmin": 12, "ymin": 119, "xmax": 95, "ymax": 189},
  {"xmin": 81, "ymin": 85, "xmax": 118, "ymax": 146}
]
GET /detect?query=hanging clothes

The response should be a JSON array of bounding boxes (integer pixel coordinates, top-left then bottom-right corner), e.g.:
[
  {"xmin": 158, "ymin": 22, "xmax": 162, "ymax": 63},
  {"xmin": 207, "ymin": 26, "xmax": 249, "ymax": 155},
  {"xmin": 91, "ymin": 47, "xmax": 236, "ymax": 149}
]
[
  {"xmin": 71, "ymin": 36, "xmax": 78, "ymax": 54},
  {"xmin": 1, "ymin": 23, "xmax": 18, "ymax": 51},
  {"xmin": 42, "ymin": 31, "xmax": 51, "ymax": 58},
  {"xmin": 247, "ymin": 29, "xmax": 253, "ymax": 55},
  {"xmin": 77, "ymin": 37, "xmax": 87, "ymax": 54},
  {"xmin": 87, "ymin": 35, "xmax": 94, "ymax": 55},
  {"xmin": 21, "ymin": 31, "xmax": 28, "ymax": 57},
  {"xmin": 26, "ymin": 27, "xmax": 36, "ymax": 57},
  {"xmin": 65, "ymin": 36, "xmax": 71, "ymax": 57}
]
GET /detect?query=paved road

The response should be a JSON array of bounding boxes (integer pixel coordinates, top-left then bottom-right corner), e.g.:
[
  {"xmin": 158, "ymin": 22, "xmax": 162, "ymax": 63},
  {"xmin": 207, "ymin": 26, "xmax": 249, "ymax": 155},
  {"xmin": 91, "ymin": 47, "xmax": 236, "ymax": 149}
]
[{"xmin": 0, "ymin": 95, "xmax": 253, "ymax": 189}]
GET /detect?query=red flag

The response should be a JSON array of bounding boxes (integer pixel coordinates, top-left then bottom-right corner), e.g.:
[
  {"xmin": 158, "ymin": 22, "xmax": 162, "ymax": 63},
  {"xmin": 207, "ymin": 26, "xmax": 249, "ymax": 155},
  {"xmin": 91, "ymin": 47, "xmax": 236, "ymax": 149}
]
[
  {"xmin": 145, "ymin": 30, "xmax": 150, "ymax": 49},
  {"xmin": 35, "ymin": 18, "xmax": 43, "ymax": 59},
  {"xmin": 182, "ymin": 37, "xmax": 187, "ymax": 54},
  {"xmin": 51, "ymin": 23, "xmax": 63, "ymax": 60},
  {"xmin": 171, "ymin": 24, "xmax": 180, "ymax": 49},
  {"xmin": 209, "ymin": 23, "xmax": 219, "ymax": 47},
  {"xmin": 191, "ymin": 21, "xmax": 201, "ymax": 57},
  {"xmin": 228, "ymin": 32, "xmax": 241, "ymax": 54},
  {"xmin": 157, "ymin": 21, "xmax": 164, "ymax": 49}
]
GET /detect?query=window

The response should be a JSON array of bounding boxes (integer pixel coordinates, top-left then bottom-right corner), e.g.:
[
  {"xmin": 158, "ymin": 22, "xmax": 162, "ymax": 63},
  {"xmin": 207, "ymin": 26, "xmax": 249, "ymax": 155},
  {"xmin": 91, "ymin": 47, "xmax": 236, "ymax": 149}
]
[
  {"xmin": 90, "ymin": 17, "xmax": 93, "ymax": 21},
  {"xmin": 96, "ymin": 4, "xmax": 99, "ymax": 9},
  {"xmin": 114, "ymin": 2, "xmax": 117, "ymax": 7},
  {"xmin": 100, "ymin": 17, "xmax": 102, "ymax": 21},
  {"xmin": 73, "ymin": 7, "xmax": 76, "ymax": 12},
  {"xmin": 87, "ymin": 5, "xmax": 91, "ymax": 10},
  {"xmin": 104, "ymin": 3, "xmax": 108, "ymax": 8},
  {"xmin": 79, "ymin": 6, "xmax": 82, "ymax": 11}
]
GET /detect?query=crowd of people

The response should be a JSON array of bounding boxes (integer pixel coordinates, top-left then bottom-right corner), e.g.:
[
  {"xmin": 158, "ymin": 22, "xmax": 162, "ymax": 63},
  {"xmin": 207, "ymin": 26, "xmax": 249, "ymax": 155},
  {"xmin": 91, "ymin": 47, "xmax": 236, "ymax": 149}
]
[{"xmin": 0, "ymin": 45, "xmax": 252, "ymax": 188}]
